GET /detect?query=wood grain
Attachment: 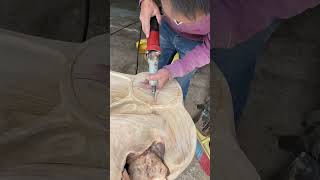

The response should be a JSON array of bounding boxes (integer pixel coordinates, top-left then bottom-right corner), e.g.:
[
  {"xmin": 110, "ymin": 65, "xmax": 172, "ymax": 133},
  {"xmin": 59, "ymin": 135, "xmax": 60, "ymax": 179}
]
[{"xmin": 110, "ymin": 71, "xmax": 196, "ymax": 180}]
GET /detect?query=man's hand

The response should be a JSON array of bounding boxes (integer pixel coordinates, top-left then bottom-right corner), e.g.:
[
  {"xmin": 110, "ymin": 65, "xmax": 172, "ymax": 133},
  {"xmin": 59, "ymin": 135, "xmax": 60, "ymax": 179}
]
[
  {"xmin": 144, "ymin": 68, "xmax": 171, "ymax": 89},
  {"xmin": 140, "ymin": 0, "xmax": 161, "ymax": 38}
]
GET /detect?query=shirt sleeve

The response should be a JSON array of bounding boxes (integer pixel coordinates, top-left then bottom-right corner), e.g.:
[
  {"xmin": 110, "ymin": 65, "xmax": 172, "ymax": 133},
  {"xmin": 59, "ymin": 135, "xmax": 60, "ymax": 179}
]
[{"xmin": 163, "ymin": 34, "xmax": 210, "ymax": 78}]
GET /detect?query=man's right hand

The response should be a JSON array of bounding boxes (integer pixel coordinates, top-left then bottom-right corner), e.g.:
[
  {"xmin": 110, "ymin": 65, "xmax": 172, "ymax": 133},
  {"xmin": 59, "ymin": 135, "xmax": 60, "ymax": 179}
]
[{"xmin": 140, "ymin": 0, "xmax": 161, "ymax": 38}]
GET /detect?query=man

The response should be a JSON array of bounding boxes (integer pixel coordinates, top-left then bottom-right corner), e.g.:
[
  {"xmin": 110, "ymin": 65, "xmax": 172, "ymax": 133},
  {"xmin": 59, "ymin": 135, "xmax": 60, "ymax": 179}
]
[{"xmin": 140, "ymin": 0, "xmax": 210, "ymax": 99}]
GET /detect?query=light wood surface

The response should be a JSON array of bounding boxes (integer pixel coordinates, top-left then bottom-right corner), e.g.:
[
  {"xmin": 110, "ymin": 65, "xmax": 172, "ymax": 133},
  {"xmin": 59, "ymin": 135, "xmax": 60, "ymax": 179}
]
[{"xmin": 110, "ymin": 71, "xmax": 196, "ymax": 180}]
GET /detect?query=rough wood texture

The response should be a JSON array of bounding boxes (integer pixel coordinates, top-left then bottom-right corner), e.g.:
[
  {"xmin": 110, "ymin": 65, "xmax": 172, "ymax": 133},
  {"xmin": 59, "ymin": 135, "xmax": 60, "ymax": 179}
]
[
  {"xmin": 110, "ymin": 71, "xmax": 196, "ymax": 180},
  {"xmin": 126, "ymin": 143, "xmax": 169, "ymax": 180}
]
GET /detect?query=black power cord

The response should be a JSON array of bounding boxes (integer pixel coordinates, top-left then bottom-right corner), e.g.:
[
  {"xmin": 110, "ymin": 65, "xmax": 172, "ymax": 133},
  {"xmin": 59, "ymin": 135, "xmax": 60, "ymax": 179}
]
[
  {"xmin": 136, "ymin": 25, "xmax": 142, "ymax": 74},
  {"xmin": 110, "ymin": 20, "xmax": 140, "ymax": 36},
  {"xmin": 109, "ymin": 20, "xmax": 141, "ymax": 74}
]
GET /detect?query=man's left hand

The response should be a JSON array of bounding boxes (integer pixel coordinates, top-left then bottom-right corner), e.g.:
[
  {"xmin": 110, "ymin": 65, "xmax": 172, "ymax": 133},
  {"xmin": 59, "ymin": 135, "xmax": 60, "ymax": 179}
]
[{"xmin": 144, "ymin": 68, "xmax": 171, "ymax": 89}]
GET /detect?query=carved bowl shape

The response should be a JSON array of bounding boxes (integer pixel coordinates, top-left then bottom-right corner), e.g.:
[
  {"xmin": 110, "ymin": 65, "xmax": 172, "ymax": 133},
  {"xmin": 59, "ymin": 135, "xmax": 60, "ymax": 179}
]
[{"xmin": 110, "ymin": 71, "xmax": 196, "ymax": 180}]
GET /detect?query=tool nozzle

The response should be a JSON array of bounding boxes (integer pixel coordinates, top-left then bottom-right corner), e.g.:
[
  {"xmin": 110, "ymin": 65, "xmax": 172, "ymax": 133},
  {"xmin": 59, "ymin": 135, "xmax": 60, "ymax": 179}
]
[{"xmin": 151, "ymin": 86, "xmax": 156, "ymax": 98}]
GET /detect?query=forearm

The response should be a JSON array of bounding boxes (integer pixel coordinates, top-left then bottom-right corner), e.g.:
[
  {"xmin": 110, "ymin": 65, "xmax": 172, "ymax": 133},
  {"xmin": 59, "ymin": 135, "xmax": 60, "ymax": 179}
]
[{"xmin": 164, "ymin": 36, "xmax": 210, "ymax": 78}]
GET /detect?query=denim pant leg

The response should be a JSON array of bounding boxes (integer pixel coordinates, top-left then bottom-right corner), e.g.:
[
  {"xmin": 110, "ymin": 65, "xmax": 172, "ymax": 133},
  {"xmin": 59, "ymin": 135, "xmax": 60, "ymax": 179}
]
[
  {"xmin": 174, "ymin": 35, "xmax": 202, "ymax": 98},
  {"xmin": 213, "ymin": 20, "xmax": 280, "ymax": 129},
  {"xmin": 159, "ymin": 22, "xmax": 202, "ymax": 99},
  {"xmin": 159, "ymin": 22, "xmax": 177, "ymax": 69}
]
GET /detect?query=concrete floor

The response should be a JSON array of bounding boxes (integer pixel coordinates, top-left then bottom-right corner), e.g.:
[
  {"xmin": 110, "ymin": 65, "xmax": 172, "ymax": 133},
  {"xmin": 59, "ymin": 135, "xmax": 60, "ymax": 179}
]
[{"xmin": 110, "ymin": 3, "xmax": 209, "ymax": 180}]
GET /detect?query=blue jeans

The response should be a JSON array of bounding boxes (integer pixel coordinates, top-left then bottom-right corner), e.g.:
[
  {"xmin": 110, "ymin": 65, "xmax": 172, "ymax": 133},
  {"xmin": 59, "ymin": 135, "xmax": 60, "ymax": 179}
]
[
  {"xmin": 159, "ymin": 21, "xmax": 202, "ymax": 99},
  {"xmin": 213, "ymin": 20, "xmax": 280, "ymax": 129}
]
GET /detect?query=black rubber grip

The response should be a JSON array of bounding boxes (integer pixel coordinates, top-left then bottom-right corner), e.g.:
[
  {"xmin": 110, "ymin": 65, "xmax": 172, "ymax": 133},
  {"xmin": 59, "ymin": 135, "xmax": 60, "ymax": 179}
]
[{"xmin": 150, "ymin": 16, "xmax": 159, "ymax": 31}]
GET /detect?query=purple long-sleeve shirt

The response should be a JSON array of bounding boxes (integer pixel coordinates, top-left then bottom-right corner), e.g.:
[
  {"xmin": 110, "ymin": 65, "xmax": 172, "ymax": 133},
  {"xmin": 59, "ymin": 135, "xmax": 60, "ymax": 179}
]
[{"xmin": 162, "ymin": 15, "xmax": 210, "ymax": 78}]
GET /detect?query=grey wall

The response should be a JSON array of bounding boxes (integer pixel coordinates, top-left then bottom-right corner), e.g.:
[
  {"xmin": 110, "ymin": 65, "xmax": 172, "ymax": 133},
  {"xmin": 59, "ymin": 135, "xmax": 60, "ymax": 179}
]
[
  {"xmin": 0, "ymin": 0, "xmax": 107, "ymax": 42},
  {"xmin": 88, "ymin": 0, "xmax": 108, "ymax": 37}
]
